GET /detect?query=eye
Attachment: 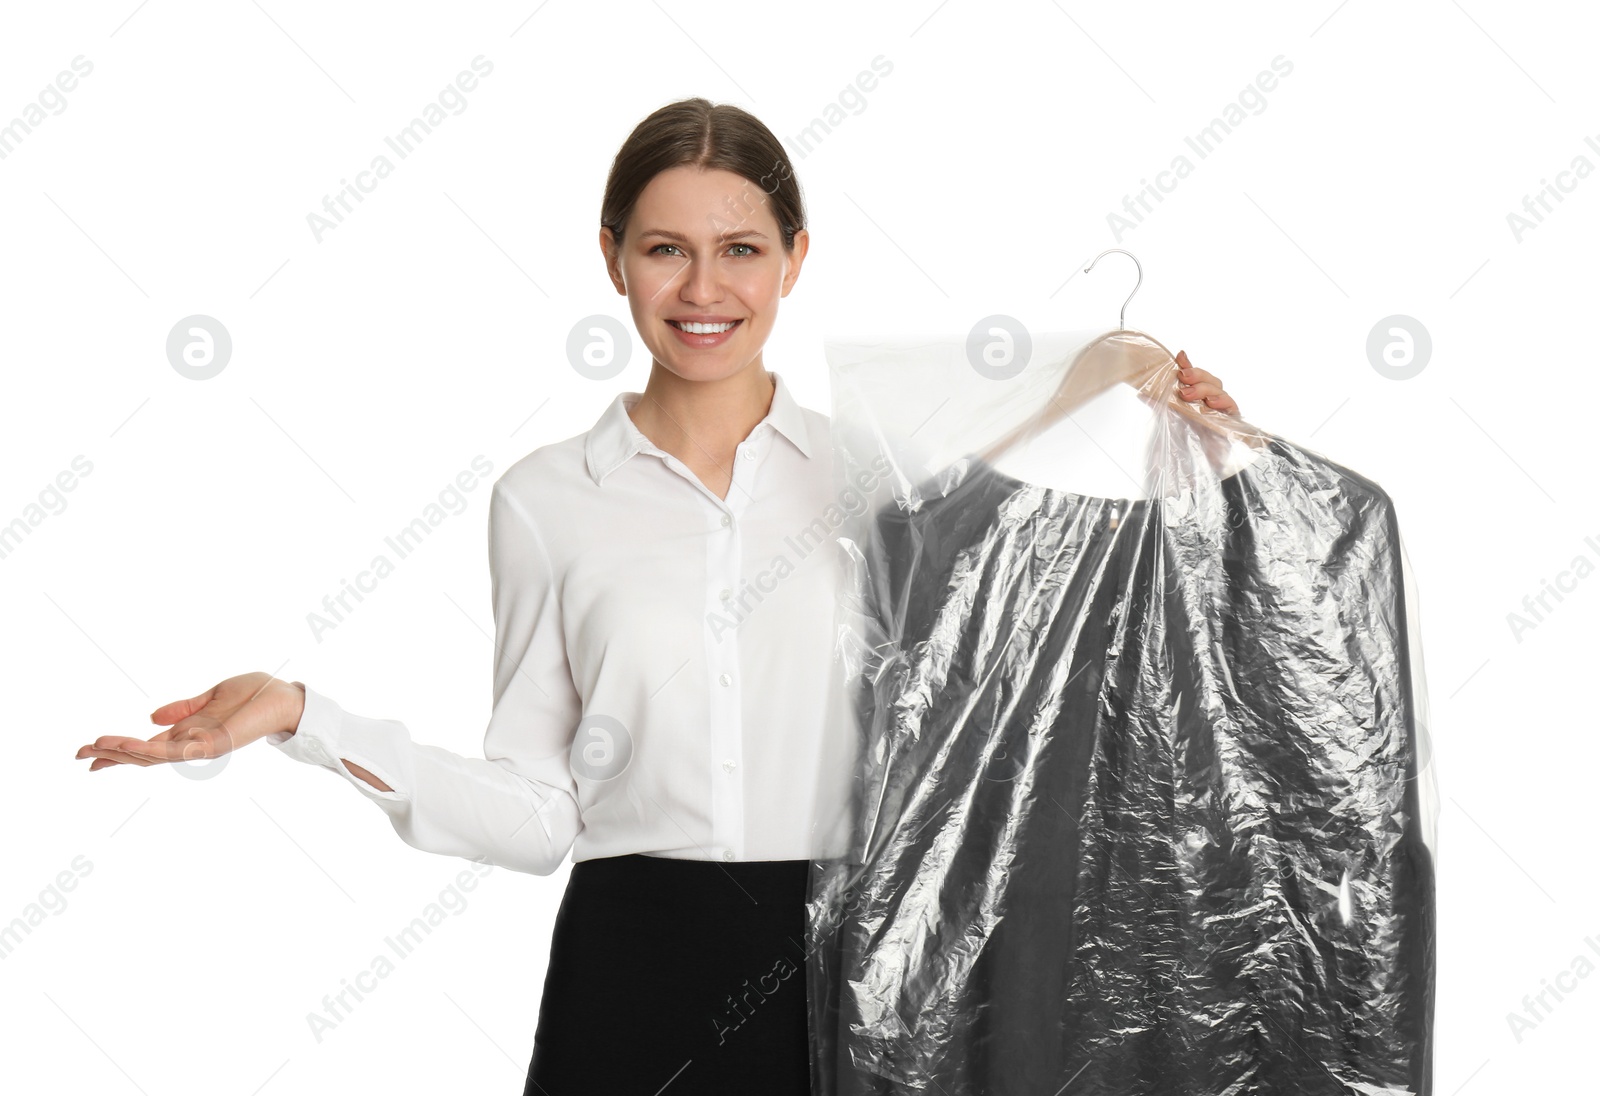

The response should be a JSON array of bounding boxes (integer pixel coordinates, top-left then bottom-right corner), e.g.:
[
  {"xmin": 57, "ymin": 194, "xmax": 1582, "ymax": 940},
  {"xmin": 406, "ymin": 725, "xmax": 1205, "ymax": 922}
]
[
  {"xmin": 649, "ymin": 243, "xmax": 681, "ymax": 256},
  {"xmin": 730, "ymin": 244, "xmax": 757, "ymax": 257}
]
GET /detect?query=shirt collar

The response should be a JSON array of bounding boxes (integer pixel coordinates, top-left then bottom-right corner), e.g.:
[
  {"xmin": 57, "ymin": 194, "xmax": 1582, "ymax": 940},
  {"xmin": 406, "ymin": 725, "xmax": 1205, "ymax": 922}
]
[{"xmin": 584, "ymin": 370, "xmax": 814, "ymax": 486}]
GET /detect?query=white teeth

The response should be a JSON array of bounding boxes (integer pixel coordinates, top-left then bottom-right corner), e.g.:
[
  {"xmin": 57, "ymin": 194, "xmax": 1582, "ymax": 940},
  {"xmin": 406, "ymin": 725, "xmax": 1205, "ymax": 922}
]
[{"xmin": 672, "ymin": 320, "xmax": 737, "ymax": 334}]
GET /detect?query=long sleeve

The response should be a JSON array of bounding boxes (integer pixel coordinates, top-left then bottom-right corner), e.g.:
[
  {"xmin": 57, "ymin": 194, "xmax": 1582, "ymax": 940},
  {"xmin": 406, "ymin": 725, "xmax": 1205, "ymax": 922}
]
[{"xmin": 266, "ymin": 479, "xmax": 585, "ymax": 876}]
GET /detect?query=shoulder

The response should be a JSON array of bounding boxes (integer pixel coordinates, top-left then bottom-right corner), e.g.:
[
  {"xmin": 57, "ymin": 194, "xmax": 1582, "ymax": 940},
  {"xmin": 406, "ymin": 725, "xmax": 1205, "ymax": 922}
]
[
  {"xmin": 492, "ymin": 427, "xmax": 590, "ymax": 503},
  {"xmin": 1247, "ymin": 436, "xmax": 1401, "ymax": 559},
  {"xmin": 482, "ymin": 428, "xmax": 595, "ymax": 555}
]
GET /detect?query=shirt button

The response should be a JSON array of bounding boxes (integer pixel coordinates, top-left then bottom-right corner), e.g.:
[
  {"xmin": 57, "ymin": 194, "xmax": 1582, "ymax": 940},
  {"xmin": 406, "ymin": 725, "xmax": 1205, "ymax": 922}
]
[
  {"xmin": 719, "ymin": 672, "xmax": 732, "ymax": 687},
  {"xmin": 722, "ymin": 849, "xmax": 735, "ymax": 862},
  {"xmin": 720, "ymin": 514, "xmax": 731, "ymax": 527},
  {"xmin": 722, "ymin": 758, "xmax": 736, "ymax": 773},
  {"xmin": 720, "ymin": 588, "xmax": 733, "ymax": 601},
  {"xmin": 741, "ymin": 445, "xmax": 755, "ymax": 460}
]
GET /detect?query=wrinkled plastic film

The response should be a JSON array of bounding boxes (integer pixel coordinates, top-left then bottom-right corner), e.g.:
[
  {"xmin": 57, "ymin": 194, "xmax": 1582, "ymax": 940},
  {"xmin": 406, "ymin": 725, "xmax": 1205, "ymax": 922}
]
[{"xmin": 806, "ymin": 329, "xmax": 1438, "ymax": 1096}]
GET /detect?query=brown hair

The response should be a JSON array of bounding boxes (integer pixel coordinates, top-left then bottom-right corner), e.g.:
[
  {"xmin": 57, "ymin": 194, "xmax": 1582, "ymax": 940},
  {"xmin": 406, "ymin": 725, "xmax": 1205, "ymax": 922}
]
[{"xmin": 600, "ymin": 98, "xmax": 806, "ymax": 252}]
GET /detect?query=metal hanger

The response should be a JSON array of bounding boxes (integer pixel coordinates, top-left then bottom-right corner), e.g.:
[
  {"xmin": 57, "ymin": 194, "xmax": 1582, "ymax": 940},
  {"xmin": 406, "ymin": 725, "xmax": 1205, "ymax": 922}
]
[{"xmin": 1087, "ymin": 247, "xmax": 1143, "ymax": 331}]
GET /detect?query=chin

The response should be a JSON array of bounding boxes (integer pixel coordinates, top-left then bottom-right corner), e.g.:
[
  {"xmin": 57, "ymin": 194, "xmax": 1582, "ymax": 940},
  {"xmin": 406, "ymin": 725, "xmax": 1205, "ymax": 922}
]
[{"xmin": 651, "ymin": 353, "xmax": 758, "ymax": 384}]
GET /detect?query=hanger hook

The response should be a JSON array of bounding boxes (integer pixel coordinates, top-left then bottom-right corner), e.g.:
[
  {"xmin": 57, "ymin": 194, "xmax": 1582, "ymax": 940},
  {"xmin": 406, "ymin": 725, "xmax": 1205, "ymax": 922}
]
[{"xmin": 1083, "ymin": 248, "xmax": 1142, "ymax": 330}]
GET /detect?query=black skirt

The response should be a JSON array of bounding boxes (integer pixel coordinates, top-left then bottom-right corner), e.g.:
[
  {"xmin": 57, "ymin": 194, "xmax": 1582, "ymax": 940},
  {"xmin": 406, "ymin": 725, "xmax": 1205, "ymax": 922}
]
[{"xmin": 524, "ymin": 853, "xmax": 812, "ymax": 1095}]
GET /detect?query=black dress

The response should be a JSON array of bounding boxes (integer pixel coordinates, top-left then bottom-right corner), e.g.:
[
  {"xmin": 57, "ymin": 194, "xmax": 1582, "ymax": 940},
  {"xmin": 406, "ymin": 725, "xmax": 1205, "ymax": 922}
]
[{"xmin": 808, "ymin": 439, "xmax": 1436, "ymax": 1095}]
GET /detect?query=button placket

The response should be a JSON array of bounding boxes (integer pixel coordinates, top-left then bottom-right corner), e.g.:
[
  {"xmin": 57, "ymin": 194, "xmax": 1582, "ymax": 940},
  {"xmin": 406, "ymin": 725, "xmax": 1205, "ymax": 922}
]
[
  {"xmin": 706, "ymin": 473, "xmax": 749, "ymax": 864},
  {"xmin": 712, "ymin": 439, "xmax": 763, "ymax": 861}
]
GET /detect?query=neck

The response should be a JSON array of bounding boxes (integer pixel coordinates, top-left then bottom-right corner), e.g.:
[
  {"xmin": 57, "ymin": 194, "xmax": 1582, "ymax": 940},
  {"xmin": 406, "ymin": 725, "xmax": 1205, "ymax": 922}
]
[{"xmin": 628, "ymin": 362, "xmax": 776, "ymax": 465}]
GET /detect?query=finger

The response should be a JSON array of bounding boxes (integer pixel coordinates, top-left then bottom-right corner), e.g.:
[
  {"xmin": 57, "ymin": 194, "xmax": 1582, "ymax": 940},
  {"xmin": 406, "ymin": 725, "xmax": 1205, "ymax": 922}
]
[
  {"xmin": 1174, "ymin": 348, "xmax": 1216, "ymax": 383},
  {"xmin": 1178, "ymin": 380, "xmax": 1240, "ymax": 415},
  {"xmin": 81, "ymin": 738, "xmax": 170, "ymax": 763},
  {"xmin": 1178, "ymin": 380, "xmax": 1222, "ymax": 401},
  {"xmin": 1202, "ymin": 389, "xmax": 1239, "ymax": 415},
  {"xmin": 84, "ymin": 735, "xmax": 222, "ymax": 763},
  {"xmin": 79, "ymin": 729, "xmax": 174, "ymax": 756},
  {"xmin": 1174, "ymin": 354, "xmax": 1240, "ymax": 417},
  {"xmin": 149, "ymin": 684, "xmax": 220, "ymax": 728},
  {"xmin": 80, "ymin": 745, "xmax": 161, "ymax": 768},
  {"xmin": 88, "ymin": 757, "xmax": 124, "ymax": 771}
]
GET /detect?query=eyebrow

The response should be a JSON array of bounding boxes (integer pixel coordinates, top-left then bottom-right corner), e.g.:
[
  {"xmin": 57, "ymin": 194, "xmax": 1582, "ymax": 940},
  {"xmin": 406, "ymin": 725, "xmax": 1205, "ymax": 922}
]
[{"xmin": 637, "ymin": 228, "xmax": 769, "ymax": 243}]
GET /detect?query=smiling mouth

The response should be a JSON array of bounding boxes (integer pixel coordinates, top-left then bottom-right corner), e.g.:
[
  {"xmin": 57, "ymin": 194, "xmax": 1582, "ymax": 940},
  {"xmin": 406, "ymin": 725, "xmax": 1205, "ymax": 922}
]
[{"xmin": 667, "ymin": 319, "xmax": 743, "ymax": 334}]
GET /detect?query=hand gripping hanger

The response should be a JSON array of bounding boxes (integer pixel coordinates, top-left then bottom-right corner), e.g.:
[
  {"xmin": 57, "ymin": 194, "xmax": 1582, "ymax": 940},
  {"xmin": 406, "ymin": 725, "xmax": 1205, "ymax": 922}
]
[{"xmin": 977, "ymin": 249, "xmax": 1261, "ymax": 468}]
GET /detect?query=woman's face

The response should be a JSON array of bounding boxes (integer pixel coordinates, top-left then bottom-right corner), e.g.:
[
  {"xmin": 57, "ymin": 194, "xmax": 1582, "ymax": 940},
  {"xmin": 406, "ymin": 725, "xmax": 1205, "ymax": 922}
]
[{"xmin": 603, "ymin": 165, "xmax": 808, "ymax": 383}]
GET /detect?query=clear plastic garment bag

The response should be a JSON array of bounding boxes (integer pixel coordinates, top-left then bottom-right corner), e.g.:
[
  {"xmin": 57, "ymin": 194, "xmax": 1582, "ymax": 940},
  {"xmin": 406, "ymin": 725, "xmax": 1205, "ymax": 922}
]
[{"xmin": 805, "ymin": 322, "xmax": 1438, "ymax": 1096}]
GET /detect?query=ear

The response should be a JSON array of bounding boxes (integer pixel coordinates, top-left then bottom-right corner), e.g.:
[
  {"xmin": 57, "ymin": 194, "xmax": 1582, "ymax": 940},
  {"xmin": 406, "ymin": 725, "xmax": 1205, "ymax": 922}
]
[
  {"xmin": 780, "ymin": 228, "xmax": 810, "ymax": 298},
  {"xmin": 599, "ymin": 226, "xmax": 626, "ymax": 294}
]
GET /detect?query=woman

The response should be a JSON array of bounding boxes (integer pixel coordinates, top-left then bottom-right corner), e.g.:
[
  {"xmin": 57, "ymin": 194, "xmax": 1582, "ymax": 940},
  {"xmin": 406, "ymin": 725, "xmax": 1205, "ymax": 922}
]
[{"xmin": 75, "ymin": 98, "xmax": 1241, "ymax": 1093}]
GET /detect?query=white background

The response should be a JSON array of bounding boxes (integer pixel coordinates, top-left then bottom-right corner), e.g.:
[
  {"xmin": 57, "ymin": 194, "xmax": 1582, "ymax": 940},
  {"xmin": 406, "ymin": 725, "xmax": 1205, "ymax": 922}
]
[{"xmin": 2, "ymin": 1, "xmax": 1594, "ymax": 1092}]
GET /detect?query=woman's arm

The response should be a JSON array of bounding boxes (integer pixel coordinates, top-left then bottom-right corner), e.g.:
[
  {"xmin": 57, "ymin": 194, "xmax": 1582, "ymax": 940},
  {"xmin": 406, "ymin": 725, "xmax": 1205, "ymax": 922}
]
[
  {"xmin": 273, "ymin": 681, "xmax": 392, "ymax": 792},
  {"xmin": 261, "ymin": 479, "xmax": 586, "ymax": 875},
  {"xmin": 342, "ymin": 758, "xmax": 393, "ymax": 792},
  {"xmin": 344, "ymin": 755, "xmax": 390, "ymax": 790},
  {"xmin": 79, "ymin": 478, "xmax": 586, "ymax": 877}
]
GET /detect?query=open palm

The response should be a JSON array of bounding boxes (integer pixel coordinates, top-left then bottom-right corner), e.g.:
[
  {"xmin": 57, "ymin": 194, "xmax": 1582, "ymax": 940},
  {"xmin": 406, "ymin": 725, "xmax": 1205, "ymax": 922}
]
[{"xmin": 76, "ymin": 671, "xmax": 299, "ymax": 771}]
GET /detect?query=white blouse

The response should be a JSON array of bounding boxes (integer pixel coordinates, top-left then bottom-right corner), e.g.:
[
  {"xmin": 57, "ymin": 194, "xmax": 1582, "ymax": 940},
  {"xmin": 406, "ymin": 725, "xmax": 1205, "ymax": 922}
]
[{"xmin": 268, "ymin": 371, "xmax": 859, "ymax": 876}]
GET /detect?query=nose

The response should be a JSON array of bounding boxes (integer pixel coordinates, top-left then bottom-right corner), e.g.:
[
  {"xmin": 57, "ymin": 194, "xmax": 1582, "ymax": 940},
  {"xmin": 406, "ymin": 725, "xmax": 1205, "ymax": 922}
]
[{"xmin": 678, "ymin": 252, "xmax": 723, "ymax": 305}]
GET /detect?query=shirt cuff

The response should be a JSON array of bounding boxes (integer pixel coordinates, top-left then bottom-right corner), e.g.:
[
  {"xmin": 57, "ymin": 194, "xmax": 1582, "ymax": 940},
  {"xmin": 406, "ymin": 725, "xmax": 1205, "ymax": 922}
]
[{"xmin": 266, "ymin": 682, "xmax": 405, "ymax": 802}]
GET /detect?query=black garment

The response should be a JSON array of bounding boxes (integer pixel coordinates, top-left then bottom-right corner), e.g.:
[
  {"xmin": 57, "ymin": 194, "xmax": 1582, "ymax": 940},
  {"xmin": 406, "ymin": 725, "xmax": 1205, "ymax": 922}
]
[
  {"xmin": 526, "ymin": 854, "xmax": 811, "ymax": 1096},
  {"xmin": 809, "ymin": 437, "xmax": 1436, "ymax": 1096}
]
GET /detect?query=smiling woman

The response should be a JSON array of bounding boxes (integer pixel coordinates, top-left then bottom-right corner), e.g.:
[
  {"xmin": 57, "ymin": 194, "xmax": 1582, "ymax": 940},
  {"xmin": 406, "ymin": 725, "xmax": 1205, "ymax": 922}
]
[
  {"xmin": 596, "ymin": 153, "xmax": 810, "ymax": 504},
  {"xmin": 515, "ymin": 99, "xmax": 828, "ymax": 1093},
  {"xmin": 74, "ymin": 93, "xmax": 1241, "ymax": 1096},
  {"xmin": 596, "ymin": 102, "xmax": 810, "ymax": 502}
]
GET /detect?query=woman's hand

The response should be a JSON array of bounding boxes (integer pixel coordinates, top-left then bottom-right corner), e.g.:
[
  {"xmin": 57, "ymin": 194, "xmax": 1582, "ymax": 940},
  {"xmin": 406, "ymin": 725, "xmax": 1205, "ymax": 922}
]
[
  {"xmin": 76, "ymin": 672, "xmax": 304, "ymax": 771},
  {"xmin": 1175, "ymin": 350, "xmax": 1239, "ymax": 417}
]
